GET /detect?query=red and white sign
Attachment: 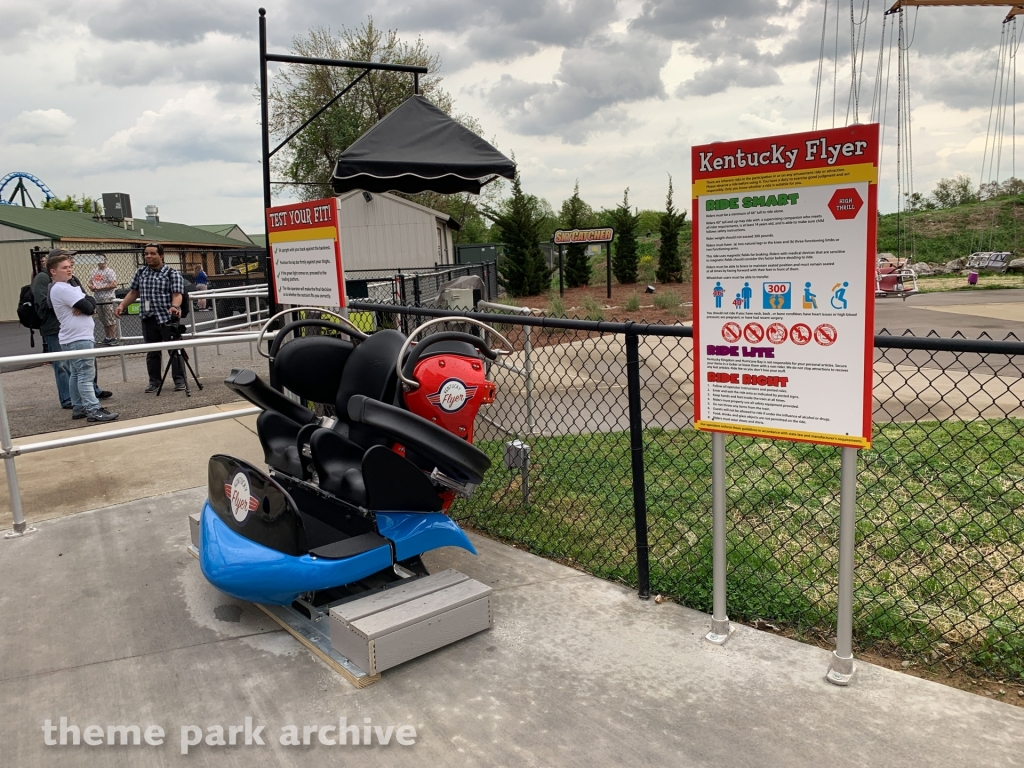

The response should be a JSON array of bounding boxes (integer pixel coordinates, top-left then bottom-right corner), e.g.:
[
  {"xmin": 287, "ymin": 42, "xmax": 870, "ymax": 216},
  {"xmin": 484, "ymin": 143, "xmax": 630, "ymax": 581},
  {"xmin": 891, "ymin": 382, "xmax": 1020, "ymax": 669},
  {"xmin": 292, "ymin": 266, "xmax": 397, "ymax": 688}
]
[
  {"xmin": 722, "ymin": 322, "xmax": 741, "ymax": 343},
  {"xmin": 767, "ymin": 323, "xmax": 788, "ymax": 344},
  {"xmin": 692, "ymin": 125, "xmax": 878, "ymax": 449},
  {"xmin": 266, "ymin": 198, "xmax": 346, "ymax": 308}
]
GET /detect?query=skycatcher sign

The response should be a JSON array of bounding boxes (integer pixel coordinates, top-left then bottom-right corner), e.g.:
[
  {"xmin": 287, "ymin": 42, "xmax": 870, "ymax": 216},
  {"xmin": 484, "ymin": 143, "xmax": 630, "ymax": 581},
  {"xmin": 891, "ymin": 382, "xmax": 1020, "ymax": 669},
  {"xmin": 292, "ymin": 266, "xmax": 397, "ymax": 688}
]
[{"xmin": 691, "ymin": 125, "xmax": 878, "ymax": 449}]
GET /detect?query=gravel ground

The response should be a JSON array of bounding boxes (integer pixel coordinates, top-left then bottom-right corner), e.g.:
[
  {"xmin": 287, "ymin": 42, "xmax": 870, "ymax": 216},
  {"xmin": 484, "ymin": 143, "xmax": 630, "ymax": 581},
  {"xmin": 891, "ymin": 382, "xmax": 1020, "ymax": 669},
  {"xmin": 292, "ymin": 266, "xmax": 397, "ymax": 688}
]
[{"xmin": 2, "ymin": 340, "xmax": 268, "ymax": 438}]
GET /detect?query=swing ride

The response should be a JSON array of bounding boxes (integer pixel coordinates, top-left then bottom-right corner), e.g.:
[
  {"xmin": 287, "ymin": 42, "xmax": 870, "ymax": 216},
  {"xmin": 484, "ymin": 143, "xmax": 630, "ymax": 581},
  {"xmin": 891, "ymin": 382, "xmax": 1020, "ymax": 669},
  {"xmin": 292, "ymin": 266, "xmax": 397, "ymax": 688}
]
[{"xmin": 814, "ymin": 0, "xmax": 1024, "ymax": 298}]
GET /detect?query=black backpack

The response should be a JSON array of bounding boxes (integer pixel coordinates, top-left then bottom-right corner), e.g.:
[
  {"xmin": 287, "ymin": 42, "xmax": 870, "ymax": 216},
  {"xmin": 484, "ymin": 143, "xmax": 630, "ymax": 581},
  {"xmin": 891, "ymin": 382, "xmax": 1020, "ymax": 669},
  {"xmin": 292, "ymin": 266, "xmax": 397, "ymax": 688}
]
[{"xmin": 16, "ymin": 284, "xmax": 41, "ymax": 347}]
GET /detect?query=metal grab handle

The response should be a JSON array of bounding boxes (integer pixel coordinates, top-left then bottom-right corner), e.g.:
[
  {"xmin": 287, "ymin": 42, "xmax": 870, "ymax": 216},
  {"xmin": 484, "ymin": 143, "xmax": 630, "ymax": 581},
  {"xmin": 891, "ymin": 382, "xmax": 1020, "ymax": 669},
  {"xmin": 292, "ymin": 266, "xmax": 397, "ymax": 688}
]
[
  {"xmin": 396, "ymin": 316, "xmax": 512, "ymax": 390},
  {"xmin": 256, "ymin": 307, "xmax": 367, "ymax": 359}
]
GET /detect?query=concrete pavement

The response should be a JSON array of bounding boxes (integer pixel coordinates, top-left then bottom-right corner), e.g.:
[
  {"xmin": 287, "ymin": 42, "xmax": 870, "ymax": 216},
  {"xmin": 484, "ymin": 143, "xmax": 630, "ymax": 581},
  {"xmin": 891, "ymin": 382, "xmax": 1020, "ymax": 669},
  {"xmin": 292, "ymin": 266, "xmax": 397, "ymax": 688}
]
[{"xmin": 0, "ymin": 487, "xmax": 1021, "ymax": 767}]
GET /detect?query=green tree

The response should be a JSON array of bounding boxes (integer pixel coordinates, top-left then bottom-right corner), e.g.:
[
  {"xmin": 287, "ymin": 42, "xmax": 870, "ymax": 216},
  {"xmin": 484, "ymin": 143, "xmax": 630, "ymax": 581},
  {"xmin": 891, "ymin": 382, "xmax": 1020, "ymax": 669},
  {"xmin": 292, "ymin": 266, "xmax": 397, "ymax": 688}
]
[
  {"xmin": 483, "ymin": 173, "xmax": 552, "ymax": 297},
  {"xmin": 930, "ymin": 174, "xmax": 978, "ymax": 208},
  {"xmin": 43, "ymin": 194, "xmax": 100, "ymax": 213},
  {"xmin": 268, "ymin": 20, "xmax": 452, "ymax": 201},
  {"xmin": 656, "ymin": 176, "xmax": 686, "ymax": 283},
  {"xmin": 559, "ymin": 181, "xmax": 596, "ymax": 287},
  {"xmin": 609, "ymin": 188, "xmax": 640, "ymax": 284}
]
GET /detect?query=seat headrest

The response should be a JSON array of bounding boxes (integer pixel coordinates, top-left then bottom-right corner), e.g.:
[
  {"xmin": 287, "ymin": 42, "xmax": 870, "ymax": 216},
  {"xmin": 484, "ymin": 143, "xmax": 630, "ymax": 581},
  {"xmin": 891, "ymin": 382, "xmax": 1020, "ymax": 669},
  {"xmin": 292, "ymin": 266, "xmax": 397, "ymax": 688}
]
[{"xmin": 276, "ymin": 335, "xmax": 355, "ymax": 405}]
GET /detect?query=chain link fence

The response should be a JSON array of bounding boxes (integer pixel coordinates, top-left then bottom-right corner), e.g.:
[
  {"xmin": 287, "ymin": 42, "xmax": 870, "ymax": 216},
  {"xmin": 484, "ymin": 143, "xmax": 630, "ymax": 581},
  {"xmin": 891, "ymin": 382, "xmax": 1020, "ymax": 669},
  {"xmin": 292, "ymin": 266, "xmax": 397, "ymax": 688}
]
[{"xmin": 349, "ymin": 301, "xmax": 1024, "ymax": 682}]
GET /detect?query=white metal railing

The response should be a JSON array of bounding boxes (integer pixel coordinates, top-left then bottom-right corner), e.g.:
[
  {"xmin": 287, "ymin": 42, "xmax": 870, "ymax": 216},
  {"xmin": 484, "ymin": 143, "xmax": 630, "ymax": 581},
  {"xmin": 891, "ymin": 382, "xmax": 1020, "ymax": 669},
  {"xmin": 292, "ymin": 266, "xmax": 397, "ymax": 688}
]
[{"xmin": 0, "ymin": 331, "xmax": 273, "ymax": 539}]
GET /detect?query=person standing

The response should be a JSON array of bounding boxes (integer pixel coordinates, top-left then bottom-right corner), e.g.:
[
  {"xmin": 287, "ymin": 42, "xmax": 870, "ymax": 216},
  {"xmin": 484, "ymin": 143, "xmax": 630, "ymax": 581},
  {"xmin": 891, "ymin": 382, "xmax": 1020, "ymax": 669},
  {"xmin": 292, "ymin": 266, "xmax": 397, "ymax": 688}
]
[
  {"xmin": 194, "ymin": 265, "xmax": 209, "ymax": 310},
  {"xmin": 116, "ymin": 243, "xmax": 185, "ymax": 392},
  {"xmin": 32, "ymin": 250, "xmax": 111, "ymax": 410},
  {"xmin": 47, "ymin": 252, "xmax": 118, "ymax": 423},
  {"xmin": 88, "ymin": 254, "xmax": 119, "ymax": 345}
]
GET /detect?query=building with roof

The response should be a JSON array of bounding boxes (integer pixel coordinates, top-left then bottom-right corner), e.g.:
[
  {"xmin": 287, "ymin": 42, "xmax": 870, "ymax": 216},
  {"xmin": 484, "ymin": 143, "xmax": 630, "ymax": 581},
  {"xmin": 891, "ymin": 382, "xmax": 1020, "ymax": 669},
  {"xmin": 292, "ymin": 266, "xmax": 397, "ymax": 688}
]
[
  {"xmin": 193, "ymin": 224, "xmax": 254, "ymax": 244},
  {"xmin": 0, "ymin": 206, "xmax": 248, "ymax": 322},
  {"xmin": 336, "ymin": 191, "xmax": 460, "ymax": 271}
]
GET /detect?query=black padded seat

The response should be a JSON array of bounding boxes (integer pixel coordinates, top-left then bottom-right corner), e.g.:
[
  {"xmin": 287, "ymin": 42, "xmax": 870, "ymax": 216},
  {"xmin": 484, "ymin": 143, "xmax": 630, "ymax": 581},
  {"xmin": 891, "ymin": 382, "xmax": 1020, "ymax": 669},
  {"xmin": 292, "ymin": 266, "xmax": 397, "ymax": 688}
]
[
  {"xmin": 275, "ymin": 335, "xmax": 353, "ymax": 405},
  {"xmin": 257, "ymin": 410, "xmax": 305, "ymax": 476}
]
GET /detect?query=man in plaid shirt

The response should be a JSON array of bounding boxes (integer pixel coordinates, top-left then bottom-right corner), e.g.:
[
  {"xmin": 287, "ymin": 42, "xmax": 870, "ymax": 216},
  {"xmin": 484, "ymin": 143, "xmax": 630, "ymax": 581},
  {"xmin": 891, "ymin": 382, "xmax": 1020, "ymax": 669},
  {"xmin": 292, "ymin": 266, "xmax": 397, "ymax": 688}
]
[{"xmin": 115, "ymin": 243, "xmax": 186, "ymax": 392}]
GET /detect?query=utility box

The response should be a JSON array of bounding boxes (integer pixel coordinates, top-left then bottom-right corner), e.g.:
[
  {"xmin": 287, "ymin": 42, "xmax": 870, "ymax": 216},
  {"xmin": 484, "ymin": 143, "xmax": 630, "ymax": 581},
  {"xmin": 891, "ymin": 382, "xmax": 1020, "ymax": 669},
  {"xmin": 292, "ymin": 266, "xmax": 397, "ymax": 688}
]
[
  {"xmin": 102, "ymin": 193, "xmax": 132, "ymax": 221},
  {"xmin": 445, "ymin": 287, "xmax": 475, "ymax": 311},
  {"xmin": 504, "ymin": 440, "xmax": 531, "ymax": 470}
]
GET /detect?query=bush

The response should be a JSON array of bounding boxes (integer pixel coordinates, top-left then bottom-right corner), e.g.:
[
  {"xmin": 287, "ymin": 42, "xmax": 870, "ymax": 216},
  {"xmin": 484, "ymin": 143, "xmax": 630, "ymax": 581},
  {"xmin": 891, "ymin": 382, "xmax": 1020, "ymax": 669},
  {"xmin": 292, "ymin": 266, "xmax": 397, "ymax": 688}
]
[
  {"xmin": 625, "ymin": 294, "xmax": 640, "ymax": 312},
  {"xmin": 653, "ymin": 290, "xmax": 679, "ymax": 310}
]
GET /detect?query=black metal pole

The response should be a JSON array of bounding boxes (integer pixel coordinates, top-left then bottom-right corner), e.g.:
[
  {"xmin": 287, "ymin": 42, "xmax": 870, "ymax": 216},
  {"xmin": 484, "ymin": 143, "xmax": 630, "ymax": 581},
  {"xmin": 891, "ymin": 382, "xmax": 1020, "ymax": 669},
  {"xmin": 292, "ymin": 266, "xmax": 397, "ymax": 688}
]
[
  {"xmin": 260, "ymin": 8, "xmax": 282, "ymax": 391},
  {"xmin": 625, "ymin": 324, "xmax": 650, "ymax": 600},
  {"xmin": 606, "ymin": 241, "xmax": 613, "ymax": 300},
  {"xmin": 558, "ymin": 244, "xmax": 564, "ymax": 298},
  {"xmin": 414, "ymin": 73, "xmax": 420, "ymax": 94}
]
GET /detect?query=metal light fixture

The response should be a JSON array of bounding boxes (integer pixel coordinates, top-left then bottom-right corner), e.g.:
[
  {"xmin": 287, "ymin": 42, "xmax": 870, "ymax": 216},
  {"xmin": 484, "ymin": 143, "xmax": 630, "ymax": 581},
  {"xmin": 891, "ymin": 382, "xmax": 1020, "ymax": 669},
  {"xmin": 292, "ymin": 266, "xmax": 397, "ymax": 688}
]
[{"xmin": 362, "ymin": 191, "xmax": 373, "ymax": 203}]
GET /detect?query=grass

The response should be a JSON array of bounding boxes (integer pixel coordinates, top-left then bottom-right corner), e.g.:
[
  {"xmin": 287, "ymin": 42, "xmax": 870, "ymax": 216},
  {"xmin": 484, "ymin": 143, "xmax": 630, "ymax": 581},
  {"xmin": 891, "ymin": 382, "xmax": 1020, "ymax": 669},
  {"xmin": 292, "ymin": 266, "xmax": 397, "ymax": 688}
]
[
  {"xmin": 580, "ymin": 294, "xmax": 605, "ymax": 321},
  {"xmin": 652, "ymin": 290, "xmax": 680, "ymax": 310},
  {"xmin": 624, "ymin": 294, "xmax": 640, "ymax": 312},
  {"xmin": 452, "ymin": 419, "xmax": 1024, "ymax": 680}
]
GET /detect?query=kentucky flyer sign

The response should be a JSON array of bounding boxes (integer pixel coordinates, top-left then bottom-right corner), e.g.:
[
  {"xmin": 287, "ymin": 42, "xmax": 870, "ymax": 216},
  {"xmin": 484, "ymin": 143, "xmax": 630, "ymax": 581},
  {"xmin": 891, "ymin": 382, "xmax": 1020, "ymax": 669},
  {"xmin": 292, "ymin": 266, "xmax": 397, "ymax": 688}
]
[{"xmin": 691, "ymin": 124, "xmax": 878, "ymax": 449}]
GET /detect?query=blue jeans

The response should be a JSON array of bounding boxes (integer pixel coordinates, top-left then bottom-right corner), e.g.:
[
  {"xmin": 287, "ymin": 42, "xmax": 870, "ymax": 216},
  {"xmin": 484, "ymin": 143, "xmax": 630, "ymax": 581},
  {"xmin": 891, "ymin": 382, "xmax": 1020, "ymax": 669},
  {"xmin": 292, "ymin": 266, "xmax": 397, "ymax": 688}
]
[
  {"xmin": 63, "ymin": 340, "xmax": 100, "ymax": 415},
  {"xmin": 44, "ymin": 333, "xmax": 100, "ymax": 408}
]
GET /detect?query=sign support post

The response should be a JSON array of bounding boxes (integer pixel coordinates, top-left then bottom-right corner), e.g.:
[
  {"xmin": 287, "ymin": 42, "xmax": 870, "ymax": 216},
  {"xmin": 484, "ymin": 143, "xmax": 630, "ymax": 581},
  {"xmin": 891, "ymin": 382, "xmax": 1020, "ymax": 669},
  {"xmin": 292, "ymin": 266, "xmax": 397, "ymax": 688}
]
[
  {"xmin": 827, "ymin": 446, "xmax": 859, "ymax": 685},
  {"xmin": 550, "ymin": 228, "xmax": 615, "ymax": 300},
  {"xmin": 558, "ymin": 244, "xmax": 564, "ymax": 298},
  {"xmin": 705, "ymin": 431, "xmax": 732, "ymax": 644}
]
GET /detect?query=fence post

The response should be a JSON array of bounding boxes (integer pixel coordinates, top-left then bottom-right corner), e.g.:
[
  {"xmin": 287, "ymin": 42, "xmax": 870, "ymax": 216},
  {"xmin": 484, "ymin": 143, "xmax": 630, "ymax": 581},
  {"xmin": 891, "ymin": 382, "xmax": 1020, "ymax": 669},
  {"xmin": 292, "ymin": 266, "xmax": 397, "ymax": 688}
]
[
  {"xmin": 624, "ymin": 323, "xmax": 650, "ymax": 599},
  {"xmin": 524, "ymin": 323, "xmax": 534, "ymax": 434},
  {"xmin": 0, "ymin": 378, "xmax": 36, "ymax": 539},
  {"xmin": 413, "ymin": 275, "xmax": 422, "ymax": 308}
]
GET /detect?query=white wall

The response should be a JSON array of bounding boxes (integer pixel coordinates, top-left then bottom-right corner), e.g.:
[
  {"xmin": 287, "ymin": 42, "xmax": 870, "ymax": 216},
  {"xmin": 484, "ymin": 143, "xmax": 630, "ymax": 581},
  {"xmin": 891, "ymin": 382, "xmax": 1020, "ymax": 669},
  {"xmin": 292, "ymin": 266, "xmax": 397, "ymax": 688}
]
[
  {"xmin": 0, "ymin": 238, "xmax": 50, "ymax": 321},
  {"xmin": 336, "ymin": 193, "xmax": 453, "ymax": 272}
]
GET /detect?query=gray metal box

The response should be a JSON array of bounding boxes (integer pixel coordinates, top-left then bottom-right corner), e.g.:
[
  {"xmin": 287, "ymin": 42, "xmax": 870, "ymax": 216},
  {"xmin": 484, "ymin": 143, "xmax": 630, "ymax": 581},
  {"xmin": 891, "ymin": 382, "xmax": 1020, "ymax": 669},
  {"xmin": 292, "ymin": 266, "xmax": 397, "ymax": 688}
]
[
  {"xmin": 189, "ymin": 512, "xmax": 201, "ymax": 548},
  {"xmin": 102, "ymin": 192, "xmax": 132, "ymax": 220},
  {"xmin": 329, "ymin": 569, "xmax": 492, "ymax": 675}
]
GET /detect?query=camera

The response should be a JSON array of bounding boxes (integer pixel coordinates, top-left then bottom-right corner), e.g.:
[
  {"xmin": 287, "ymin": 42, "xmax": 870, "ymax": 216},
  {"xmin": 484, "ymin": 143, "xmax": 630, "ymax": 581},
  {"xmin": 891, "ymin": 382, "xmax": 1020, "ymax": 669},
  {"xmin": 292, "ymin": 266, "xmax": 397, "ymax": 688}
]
[{"xmin": 159, "ymin": 319, "xmax": 187, "ymax": 342}]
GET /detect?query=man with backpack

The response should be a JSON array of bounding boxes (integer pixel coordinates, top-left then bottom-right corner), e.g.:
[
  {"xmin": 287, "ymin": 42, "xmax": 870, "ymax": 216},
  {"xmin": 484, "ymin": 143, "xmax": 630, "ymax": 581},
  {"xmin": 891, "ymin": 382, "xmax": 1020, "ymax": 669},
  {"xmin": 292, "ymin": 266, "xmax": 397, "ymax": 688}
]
[
  {"xmin": 115, "ymin": 242, "xmax": 186, "ymax": 393},
  {"xmin": 31, "ymin": 250, "xmax": 112, "ymax": 411},
  {"xmin": 46, "ymin": 250, "xmax": 118, "ymax": 423}
]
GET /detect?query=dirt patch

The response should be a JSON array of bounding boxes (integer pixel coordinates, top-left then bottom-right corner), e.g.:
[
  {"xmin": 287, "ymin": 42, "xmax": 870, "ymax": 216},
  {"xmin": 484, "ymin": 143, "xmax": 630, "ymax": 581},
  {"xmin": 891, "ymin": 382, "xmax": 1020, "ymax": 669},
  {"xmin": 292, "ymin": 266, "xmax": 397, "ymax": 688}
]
[{"xmin": 503, "ymin": 281, "xmax": 694, "ymax": 326}]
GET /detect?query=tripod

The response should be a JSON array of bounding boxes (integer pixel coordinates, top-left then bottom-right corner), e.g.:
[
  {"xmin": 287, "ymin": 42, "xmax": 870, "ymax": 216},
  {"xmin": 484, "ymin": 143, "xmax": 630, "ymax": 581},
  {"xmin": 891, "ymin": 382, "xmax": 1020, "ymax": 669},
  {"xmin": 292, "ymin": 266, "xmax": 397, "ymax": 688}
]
[{"xmin": 156, "ymin": 346, "xmax": 203, "ymax": 397}]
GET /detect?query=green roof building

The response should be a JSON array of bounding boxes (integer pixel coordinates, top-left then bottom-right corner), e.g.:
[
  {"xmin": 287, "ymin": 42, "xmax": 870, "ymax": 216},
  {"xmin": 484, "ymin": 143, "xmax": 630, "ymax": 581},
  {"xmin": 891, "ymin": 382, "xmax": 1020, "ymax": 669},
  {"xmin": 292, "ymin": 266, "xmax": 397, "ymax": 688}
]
[{"xmin": 0, "ymin": 206, "xmax": 251, "ymax": 322}]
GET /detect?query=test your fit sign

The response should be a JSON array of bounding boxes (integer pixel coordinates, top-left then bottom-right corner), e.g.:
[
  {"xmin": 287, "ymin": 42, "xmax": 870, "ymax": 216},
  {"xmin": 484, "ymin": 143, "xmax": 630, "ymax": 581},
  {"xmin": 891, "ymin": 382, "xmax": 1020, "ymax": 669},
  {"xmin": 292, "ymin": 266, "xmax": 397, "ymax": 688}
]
[
  {"xmin": 691, "ymin": 125, "xmax": 878, "ymax": 449},
  {"xmin": 266, "ymin": 197, "xmax": 346, "ymax": 308}
]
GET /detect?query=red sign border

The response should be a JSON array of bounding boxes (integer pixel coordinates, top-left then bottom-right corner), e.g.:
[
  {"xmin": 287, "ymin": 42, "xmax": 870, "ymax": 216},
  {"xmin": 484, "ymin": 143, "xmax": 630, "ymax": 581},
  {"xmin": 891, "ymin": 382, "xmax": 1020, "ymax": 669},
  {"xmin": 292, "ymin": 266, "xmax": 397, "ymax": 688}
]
[
  {"xmin": 691, "ymin": 124, "xmax": 878, "ymax": 449},
  {"xmin": 265, "ymin": 197, "xmax": 346, "ymax": 309}
]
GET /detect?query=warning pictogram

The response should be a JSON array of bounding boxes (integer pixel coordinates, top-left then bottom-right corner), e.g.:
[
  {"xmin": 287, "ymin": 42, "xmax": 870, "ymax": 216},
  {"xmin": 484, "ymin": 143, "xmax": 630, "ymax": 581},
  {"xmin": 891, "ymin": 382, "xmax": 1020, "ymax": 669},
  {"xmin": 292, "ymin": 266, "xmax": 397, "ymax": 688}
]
[
  {"xmin": 828, "ymin": 188, "xmax": 863, "ymax": 220},
  {"xmin": 743, "ymin": 322, "xmax": 765, "ymax": 343},
  {"xmin": 814, "ymin": 323, "xmax": 838, "ymax": 346},
  {"xmin": 722, "ymin": 322, "xmax": 742, "ymax": 343},
  {"xmin": 766, "ymin": 322, "xmax": 788, "ymax": 344},
  {"xmin": 790, "ymin": 323, "xmax": 812, "ymax": 345}
]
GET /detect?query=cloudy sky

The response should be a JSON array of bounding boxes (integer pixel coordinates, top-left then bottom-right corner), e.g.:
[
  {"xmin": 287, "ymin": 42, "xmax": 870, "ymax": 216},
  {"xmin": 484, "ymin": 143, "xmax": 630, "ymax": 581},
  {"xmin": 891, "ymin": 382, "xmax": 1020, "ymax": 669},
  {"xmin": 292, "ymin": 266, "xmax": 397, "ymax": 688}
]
[{"xmin": 0, "ymin": 0, "xmax": 1017, "ymax": 233}]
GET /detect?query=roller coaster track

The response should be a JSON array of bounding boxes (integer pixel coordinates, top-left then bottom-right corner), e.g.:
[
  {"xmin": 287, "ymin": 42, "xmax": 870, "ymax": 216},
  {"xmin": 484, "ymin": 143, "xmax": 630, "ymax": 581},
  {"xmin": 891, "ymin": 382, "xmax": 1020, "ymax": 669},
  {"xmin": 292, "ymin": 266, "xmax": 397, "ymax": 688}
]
[{"xmin": 0, "ymin": 172, "xmax": 56, "ymax": 206}]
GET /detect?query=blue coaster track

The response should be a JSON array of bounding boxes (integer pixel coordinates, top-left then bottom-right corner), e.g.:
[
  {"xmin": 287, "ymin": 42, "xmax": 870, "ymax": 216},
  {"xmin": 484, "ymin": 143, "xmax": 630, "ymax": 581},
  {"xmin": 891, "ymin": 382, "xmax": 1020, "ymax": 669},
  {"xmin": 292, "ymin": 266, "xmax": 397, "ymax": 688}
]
[{"xmin": 0, "ymin": 172, "xmax": 56, "ymax": 206}]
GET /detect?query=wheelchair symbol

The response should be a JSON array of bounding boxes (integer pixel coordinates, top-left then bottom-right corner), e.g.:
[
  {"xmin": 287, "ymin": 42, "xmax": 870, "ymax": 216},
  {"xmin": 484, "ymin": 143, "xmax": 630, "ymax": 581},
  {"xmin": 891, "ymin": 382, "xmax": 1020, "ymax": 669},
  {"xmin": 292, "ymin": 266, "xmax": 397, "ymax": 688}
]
[{"xmin": 831, "ymin": 282, "xmax": 849, "ymax": 310}]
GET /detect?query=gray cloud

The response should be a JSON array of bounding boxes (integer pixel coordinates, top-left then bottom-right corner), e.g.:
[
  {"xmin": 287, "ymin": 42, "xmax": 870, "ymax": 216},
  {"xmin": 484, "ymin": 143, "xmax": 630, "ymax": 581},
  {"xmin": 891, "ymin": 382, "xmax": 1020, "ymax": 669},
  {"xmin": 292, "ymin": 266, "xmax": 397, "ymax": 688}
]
[
  {"xmin": 5, "ymin": 109, "xmax": 76, "ymax": 145},
  {"xmin": 86, "ymin": 0, "xmax": 254, "ymax": 45},
  {"xmin": 76, "ymin": 39, "xmax": 253, "ymax": 87},
  {"xmin": 678, "ymin": 57, "xmax": 783, "ymax": 97},
  {"xmin": 385, "ymin": 0, "xmax": 617, "ymax": 63},
  {"xmin": 486, "ymin": 32, "xmax": 671, "ymax": 142}
]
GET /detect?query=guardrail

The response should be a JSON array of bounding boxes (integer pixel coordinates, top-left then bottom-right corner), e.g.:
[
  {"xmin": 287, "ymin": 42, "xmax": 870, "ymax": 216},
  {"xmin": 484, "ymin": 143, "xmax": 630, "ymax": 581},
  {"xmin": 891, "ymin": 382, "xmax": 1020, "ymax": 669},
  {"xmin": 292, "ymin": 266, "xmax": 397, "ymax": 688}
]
[{"xmin": 0, "ymin": 332, "xmax": 272, "ymax": 540}]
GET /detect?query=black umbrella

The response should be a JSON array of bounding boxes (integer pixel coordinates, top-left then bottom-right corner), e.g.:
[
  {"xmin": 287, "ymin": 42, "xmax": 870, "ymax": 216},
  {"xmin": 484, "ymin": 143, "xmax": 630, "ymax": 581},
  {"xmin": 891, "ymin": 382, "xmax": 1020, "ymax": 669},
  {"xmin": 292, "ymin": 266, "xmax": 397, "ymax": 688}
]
[{"xmin": 331, "ymin": 95, "xmax": 516, "ymax": 195}]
